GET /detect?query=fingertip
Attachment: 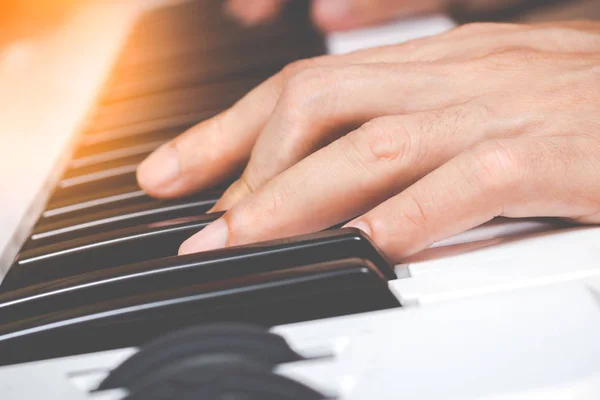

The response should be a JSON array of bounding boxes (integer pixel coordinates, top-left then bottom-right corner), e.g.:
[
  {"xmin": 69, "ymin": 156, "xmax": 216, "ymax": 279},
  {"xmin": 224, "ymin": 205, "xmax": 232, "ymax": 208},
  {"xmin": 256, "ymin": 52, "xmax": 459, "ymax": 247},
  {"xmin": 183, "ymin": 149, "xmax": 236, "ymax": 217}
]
[
  {"xmin": 343, "ymin": 219, "xmax": 373, "ymax": 238},
  {"xmin": 179, "ymin": 218, "xmax": 230, "ymax": 255},
  {"xmin": 224, "ymin": 0, "xmax": 282, "ymax": 27},
  {"xmin": 137, "ymin": 146, "xmax": 181, "ymax": 198},
  {"xmin": 312, "ymin": 0, "xmax": 351, "ymax": 32}
]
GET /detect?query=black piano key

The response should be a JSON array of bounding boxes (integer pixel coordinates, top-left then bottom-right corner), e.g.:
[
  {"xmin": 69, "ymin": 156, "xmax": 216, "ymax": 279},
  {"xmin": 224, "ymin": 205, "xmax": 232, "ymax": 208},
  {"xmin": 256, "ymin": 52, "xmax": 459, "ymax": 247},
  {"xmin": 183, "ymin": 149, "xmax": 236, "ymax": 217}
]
[
  {"xmin": 81, "ymin": 113, "xmax": 207, "ymax": 145},
  {"xmin": 50, "ymin": 172, "xmax": 139, "ymax": 204},
  {"xmin": 89, "ymin": 79, "xmax": 259, "ymax": 132},
  {"xmin": 102, "ymin": 42, "xmax": 317, "ymax": 103},
  {"xmin": 74, "ymin": 125, "xmax": 189, "ymax": 159},
  {"xmin": 43, "ymin": 185, "xmax": 147, "ymax": 220},
  {"xmin": 4, "ymin": 214, "xmax": 222, "ymax": 290},
  {"xmin": 25, "ymin": 194, "xmax": 220, "ymax": 250},
  {"xmin": 0, "ymin": 255, "xmax": 398, "ymax": 365},
  {"xmin": 69, "ymin": 140, "xmax": 166, "ymax": 169},
  {"xmin": 2, "ymin": 228, "xmax": 396, "ymax": 308},
  {"xmin": 60, "ymin": 163, "xmax": 140, "ymax": 188},
  {"xmin": 65, "ymin": 153, "xmax": 150, "ymax": 179}
]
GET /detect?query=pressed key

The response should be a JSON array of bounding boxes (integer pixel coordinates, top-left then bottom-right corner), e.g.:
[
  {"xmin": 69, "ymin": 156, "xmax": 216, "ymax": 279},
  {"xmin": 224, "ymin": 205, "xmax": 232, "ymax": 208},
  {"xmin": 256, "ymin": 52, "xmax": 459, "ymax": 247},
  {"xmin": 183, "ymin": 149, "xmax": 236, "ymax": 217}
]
[
  {"xmin": 25, "ymin": 193, "xmax": 220, "ymax": 250},
  {"xmin": 4, "ymin": 214, "xmax": 222, "ymax": 291},
  {"xmin": 0, "ymin": 253, "xmax": 398, "ymax": 365}
]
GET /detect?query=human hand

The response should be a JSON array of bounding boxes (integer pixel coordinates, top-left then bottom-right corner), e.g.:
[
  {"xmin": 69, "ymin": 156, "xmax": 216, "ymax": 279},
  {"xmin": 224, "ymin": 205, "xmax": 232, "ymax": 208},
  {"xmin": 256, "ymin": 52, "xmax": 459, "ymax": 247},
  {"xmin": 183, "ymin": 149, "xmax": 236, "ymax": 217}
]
[
  {"xmin": 223, "ymin": 0, "xmax": 526, "ymax": 32},
  {"xmin": 137, "ymin": 21, "xmax": 600, "ymax": 263}
]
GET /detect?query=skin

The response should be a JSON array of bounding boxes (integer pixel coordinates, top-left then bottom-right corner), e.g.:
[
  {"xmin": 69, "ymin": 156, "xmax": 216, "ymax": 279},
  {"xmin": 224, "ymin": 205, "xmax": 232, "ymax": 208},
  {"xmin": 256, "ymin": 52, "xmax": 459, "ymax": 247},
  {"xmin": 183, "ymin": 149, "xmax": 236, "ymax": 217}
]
[{"xmin": 137, "ymin": 21, "xmax": 600, "ymax": 264}]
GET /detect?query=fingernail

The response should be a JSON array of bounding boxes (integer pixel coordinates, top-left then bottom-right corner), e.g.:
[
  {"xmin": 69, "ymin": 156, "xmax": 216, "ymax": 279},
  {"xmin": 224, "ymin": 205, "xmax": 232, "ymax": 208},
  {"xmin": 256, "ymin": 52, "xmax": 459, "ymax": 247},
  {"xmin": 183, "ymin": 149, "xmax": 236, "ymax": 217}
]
[
  {"xmin": 344, "ymin": 220, "xmax": 372, "ymax": 237},
  {"xmin": 179, "ymin": 218, "xmax": 229, "ymax": 255},
  {"xmin": 137, "ymin": 146, "xmax": 180, "ymax": 190},
  {"xmin": 314, "ymin": 0, "xmax": 350, "ymax": 20}
]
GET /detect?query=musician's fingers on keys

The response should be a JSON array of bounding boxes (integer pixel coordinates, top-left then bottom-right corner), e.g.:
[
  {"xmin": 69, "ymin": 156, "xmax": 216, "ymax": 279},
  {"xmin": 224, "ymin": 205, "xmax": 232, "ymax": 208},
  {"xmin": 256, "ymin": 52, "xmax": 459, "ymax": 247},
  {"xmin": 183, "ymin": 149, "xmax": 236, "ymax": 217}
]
[
  {"xmin": 171, "ymin": 22, "xmax": 600, "ymax": 262},
  {"xmin": 138, "ymin": 22, "xmax": 600, "ymax": 201}
]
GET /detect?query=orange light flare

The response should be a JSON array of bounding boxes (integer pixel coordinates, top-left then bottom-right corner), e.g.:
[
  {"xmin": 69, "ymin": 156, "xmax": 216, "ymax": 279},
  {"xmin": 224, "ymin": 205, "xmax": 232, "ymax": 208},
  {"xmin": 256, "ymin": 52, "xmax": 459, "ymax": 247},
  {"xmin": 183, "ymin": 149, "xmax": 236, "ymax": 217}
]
[{"xmin": 0, "ymin": 0, "xmax": 84, "ymax": 43}]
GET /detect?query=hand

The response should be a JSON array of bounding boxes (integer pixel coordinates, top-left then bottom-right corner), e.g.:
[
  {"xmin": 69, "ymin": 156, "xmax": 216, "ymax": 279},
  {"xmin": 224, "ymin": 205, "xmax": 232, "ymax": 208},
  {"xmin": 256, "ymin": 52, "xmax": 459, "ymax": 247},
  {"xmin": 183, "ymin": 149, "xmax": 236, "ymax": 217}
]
[
  {"xmin": 137, "ymin": 21, "xmax": 600, "ymax": 263},
  {"xmin": 223, "ymin": 0, "xmax": 527, "ymax": 32}
]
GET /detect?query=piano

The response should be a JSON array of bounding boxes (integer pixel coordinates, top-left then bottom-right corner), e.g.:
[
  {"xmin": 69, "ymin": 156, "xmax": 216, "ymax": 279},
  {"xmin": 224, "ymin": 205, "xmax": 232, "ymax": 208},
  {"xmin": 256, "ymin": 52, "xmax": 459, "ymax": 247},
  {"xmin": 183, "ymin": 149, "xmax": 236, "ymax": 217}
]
[{"xmin": 0, "ymin": 1, "xmax": 598, "ymax": 399}]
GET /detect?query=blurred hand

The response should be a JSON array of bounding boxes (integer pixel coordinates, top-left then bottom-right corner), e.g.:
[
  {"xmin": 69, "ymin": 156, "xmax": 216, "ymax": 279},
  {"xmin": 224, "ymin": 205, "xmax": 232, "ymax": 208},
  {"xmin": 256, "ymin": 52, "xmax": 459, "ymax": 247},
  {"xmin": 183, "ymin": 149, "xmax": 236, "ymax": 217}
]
[
  {"xmin": 223, "ymin": 0, "xmax": 526, "ymax": 32},
  {"xmin": 137, "ymin": 21, "xmax": 600, "ymax": 263}
]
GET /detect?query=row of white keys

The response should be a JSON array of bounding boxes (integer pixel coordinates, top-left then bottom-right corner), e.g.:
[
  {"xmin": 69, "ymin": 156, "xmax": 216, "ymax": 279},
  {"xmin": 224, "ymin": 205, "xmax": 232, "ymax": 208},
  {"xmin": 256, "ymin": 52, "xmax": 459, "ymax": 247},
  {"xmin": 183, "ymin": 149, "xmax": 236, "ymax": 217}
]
[
  {"xmin": 276, "ymin": 277, "xmax": 600, "ymax": 400},
  {"xmin": 390, "ymin": 222, "xmax": 600, "ymax": 305}
]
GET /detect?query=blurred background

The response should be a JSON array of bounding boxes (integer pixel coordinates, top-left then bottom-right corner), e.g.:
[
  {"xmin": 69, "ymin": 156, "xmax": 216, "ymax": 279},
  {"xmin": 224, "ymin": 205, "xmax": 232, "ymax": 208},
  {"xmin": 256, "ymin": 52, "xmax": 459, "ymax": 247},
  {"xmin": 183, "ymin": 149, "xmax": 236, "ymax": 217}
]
[
  {"xmin": 1, "ymin": 0, "xmax": 600, "ymax": 46},
  {"xmin": 0, "ymin": 0, "xmax": 82, "ymax": 45}
]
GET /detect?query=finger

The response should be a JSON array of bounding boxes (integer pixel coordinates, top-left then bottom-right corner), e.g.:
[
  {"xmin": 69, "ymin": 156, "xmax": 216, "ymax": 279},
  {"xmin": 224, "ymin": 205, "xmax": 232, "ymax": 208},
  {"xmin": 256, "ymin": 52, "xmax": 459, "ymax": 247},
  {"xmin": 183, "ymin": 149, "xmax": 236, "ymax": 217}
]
[
  {"xmin": 137, "ymin": 55, "xmax": 344, "ymax": 199},
  {"xmin": 212, "ymin": 58, "xmax": 499, "ymax": 211},
  {"xmin": 312, "ymin": 0, "xmax": 444, "ymax": 32},
  {"xmin": 345, "ymin": 135, "xmax": 600, "ymax": 263},
  {"xmin": 180, "ymin": 106, "xmax": 507, "ymax": 254},
  {"xmin": 224, "ymin": 0, "xmax": 284, "ymax": 26}
]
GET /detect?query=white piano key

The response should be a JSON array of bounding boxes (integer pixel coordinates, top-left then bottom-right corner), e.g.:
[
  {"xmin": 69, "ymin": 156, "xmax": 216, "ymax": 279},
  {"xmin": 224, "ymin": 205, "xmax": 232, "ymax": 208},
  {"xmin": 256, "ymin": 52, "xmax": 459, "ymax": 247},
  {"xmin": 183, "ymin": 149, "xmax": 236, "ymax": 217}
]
[
  {"xmin": 277, "ymin": 282, "xmax": 600, "ymax": 400},
  {"xmin": 390, "ymin": 226, "xmax": 600, "ymax": 305},
  {"xmin": 327, "ymin": 14, "xmax": 455, "ymax": 54}
]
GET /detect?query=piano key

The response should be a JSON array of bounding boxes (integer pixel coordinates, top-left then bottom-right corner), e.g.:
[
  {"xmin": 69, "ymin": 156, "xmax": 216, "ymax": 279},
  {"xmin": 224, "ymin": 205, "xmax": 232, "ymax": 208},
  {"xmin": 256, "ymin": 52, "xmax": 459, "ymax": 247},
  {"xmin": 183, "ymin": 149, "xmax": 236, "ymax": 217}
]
[
  {"xmin": 50, "ymin": 172, "xmax": 139, "ymax": 204},
  {"xmin": 0, "ymin": 255, "xmax": 398, "ymax": 365},
  {"xmin": 88, "ymin": 79, "xmax": 259, "ymax": 132},
  {"xmin": 4, "ymin": 214, "xmax": 222, "ymax": 290},
  {"xmin": 60, "ymin": 164, "xmax": 140, "ymax": 189},
  {"xmin": 25, "ymin": 194, "xmax": 220, "ymax": 250},
  {"xmin": 74, "ymin": 125, "xmax": 190, "ymax": 159},
  {"xmin": 81, "ymin": 113, "xmax": 208, "ymax": 145},
  {"xmin": 102, "ymin": 42, "xmax": 318, "ymax": 103},
  {"xmin": 69, "ymin": 141, "xmax": 166, "ymax": 170},
  {"xmin": 66, "ymin": 153, "xmax": 151, "ymax": 178},
  {"xmin": 43, "ymin": 185, "xmax": 146, "ymax": 219},
  {"xmin": 3, "ymin": 228, "xmax": 397, "ymax": 311}
]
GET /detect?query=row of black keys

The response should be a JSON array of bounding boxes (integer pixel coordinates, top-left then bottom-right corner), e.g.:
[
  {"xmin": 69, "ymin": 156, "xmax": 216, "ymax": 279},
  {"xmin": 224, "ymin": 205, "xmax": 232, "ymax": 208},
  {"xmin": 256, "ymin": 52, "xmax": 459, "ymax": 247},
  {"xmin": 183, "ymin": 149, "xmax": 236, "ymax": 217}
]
[{"xmin": 6, "ymin": 0, "xmax": 326, "ymax": 282}]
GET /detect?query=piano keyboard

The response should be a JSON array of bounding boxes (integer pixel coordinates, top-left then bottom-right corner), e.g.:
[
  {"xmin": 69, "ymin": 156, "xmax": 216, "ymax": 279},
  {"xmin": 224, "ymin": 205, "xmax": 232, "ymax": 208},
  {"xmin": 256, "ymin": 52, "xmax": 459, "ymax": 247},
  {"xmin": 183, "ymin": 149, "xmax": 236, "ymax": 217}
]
[
  {"xmin": 0, "ymin": 1, "xmax": 599, "ymax": 399},
  {"xmin": 0, "ymin": 0, "xmax": 410, "ymax": 366}
]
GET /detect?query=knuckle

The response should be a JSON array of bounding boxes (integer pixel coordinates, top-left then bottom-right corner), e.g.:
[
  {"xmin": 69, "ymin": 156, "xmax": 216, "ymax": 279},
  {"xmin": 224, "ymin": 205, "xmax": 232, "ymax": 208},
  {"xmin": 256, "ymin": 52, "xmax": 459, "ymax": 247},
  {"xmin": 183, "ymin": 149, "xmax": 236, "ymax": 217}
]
[
  {"xmin": 401, "ymin": 192, "xmax": 430, "ymax": 229},
  {"xmin": 279, "ymin": 66, "xmax": 331, "ymax": 112},
  {"xmin": 468, "ymin": 141, "xmax": 524, "ymax": 194},
  {"xmin": 352, "ymin": 117, "xmax": 416, "ymax": 165},
  {"xmin": 263, "ymin": 185, "xmax": 291, "ymax": 219},
  {"xmin": 281, "ymin": 58, "xmax": 315, "ymax": 80}
]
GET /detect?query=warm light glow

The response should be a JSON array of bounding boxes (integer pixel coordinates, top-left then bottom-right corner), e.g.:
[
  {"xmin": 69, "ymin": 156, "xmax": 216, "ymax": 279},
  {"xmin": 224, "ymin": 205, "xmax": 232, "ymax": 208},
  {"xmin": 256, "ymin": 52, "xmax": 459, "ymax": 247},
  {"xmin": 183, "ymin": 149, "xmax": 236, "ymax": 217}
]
[{"xmin": 0, "ymin": 0, "xmax": 83, "ymax": 43}]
